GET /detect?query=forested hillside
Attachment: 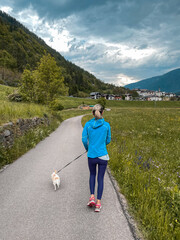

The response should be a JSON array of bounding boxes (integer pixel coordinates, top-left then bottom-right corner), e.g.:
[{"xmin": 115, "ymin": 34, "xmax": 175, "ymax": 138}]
[{"xmin": 0, "ymin": 11, "xmax": 132, "ymax": 96}]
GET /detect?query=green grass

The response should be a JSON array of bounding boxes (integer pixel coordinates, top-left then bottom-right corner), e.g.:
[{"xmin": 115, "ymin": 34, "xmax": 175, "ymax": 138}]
[
  {"xmin": 82, "ymin": 108, "xmax": 180, "ymax": 240},
  {"xmin": 60, "ymin": 108, "xmax": 91, "ymax": 120},
  {"xmin": 55, "ymin": 96, "xmax": 180, "ymax": 109},
  {"xmin": 0, "ymin": 85, "xmax": 49, "ymax": 124},
  {"xmin": 1, "ymin": 84, "xmax": 180, "ymax": 125},
  {"xmin": 57, "ymin": 96, "xmax": 96, "ymax": 109},
  {"xmin": 0, "ymin": 84, "xmax": 15, "ymax": 100},
  {"xmin": 106, "ymin": 100, "xmax": 180, "ymax": 108},
  {"xmin": 0, "ymin": 85, "xmax": 95, "ymax": 124},
  {"xmin": 0, "ymin": 100, "xmax": 50, "ymax": 125}
]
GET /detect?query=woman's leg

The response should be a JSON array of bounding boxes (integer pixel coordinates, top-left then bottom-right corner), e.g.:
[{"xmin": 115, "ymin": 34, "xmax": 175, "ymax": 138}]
[
  {"xmin": 88, "ymin": 157, "xmax": 97, "ymax": 195},
  {"xmin": 97, "ymin": 159, "xmax": 108, "ymax": 201}
]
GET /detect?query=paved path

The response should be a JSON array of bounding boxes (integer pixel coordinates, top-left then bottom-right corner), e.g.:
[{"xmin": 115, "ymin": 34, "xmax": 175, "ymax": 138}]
[{"xmin": 0, "ymin": 116, "xmax": 134, "ymax": 240}]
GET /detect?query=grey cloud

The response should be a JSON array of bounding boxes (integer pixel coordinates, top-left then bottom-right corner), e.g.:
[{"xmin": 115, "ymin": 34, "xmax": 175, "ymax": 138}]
[
  {"xmin": 3, "ymin": 0, "xmax": 180, "ymax": 48},
  {"xmin": 4, "ymin": 0, "xmax": 110, "ymax": 19},
  {"xmin": 63, "ymin": 33, "xmax": 180, "ymax": 84},
  {"xmin": 60, "ymin": 0, "xmax": 180, "ymax": 60},
  {"xmin": 1, "ymin": 0, "xmax": 180, "ymax": 85}
]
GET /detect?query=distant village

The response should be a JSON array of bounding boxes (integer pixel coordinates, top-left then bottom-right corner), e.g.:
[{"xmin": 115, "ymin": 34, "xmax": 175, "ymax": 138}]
[{"xmin": 90, "ymin": 89, "xmax": 179, "ymax": 101}]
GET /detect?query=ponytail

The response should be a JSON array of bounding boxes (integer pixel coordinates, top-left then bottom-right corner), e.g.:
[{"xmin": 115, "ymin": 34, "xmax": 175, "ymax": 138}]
[
  {"xmin": 94, "ymin": 110, "xmax": 102, "ymax": 119},
  {"xmin": 93, "ymin": 104, "xmax": 103, "ymax": 119}
]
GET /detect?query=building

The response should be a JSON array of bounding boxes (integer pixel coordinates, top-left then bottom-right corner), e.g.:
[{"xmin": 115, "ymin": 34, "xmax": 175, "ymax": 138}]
[
  {"xmin": 146, "ymin": 95, "xmax": 162, "ymax": 101},
  {"xmin": 90, "ymin": 92, "xmax": 101, "ymax": 99},
  {"xmin": 133, "ymin": 88, "xmax": 176, "ymax": 101},
  {"xmin": 125, "ymin": 94, "xmax": 132, "ymax": 100},
  {"xmin": 115, "ymin": 95, "xmax": 122, "ymax": 100}
]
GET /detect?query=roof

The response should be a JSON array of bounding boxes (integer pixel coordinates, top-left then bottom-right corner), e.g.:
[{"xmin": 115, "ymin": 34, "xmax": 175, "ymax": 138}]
[{"xmin": 90, "ymin": 92, "xmax": 101, "ymax": 95}]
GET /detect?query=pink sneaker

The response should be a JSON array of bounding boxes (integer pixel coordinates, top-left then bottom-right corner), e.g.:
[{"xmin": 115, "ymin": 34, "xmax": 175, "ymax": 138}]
[
  {"xmin": 95, "ymin": 203, "xmax": 102, "ymax": 212},
  {"xmin": 87, "ymin": 197, "xmax": 96, "ymax": 207}
]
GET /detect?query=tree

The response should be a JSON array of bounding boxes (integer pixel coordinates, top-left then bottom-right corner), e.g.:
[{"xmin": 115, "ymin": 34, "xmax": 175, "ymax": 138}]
[
  {"xmin": 69, "ymin": 84, "xmax": 79, "ymax": 96},
  {"xmin": 0, "ymin": 50, "xmax": 17, "ymax": 69},
  {"xmin": 19, "ymin": 68, "xmax": 36, "ymax": 102},
  {"xmin": 0, "ymin": 50, "xmax": 17, "ymax": 80},
  {"xmin": 129, "ymin": 90, "xmax": 139, "ymax": 98},
  {"xmin": 19, "ymin": 54, "xmax": 68, "ymax": 104},
  {"xmin": 35, "ymin": 54, "xmax": 68, "ymax": 104}
]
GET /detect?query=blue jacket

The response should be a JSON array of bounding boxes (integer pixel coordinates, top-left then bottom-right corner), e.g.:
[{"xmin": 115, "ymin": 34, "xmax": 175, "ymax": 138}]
[{"xmin": 82, "ymin": 118, "xmax": 111, "ymax": 158}]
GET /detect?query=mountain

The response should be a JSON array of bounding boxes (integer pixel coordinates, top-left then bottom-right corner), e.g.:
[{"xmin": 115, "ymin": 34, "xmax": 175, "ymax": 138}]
[
  {"xmin": 0, "ymin": 10, "xmax": 129, "ymax": 96},
  {"xmin": 125, "ymin": 68, "xmax": 180, "ymax": 93}
]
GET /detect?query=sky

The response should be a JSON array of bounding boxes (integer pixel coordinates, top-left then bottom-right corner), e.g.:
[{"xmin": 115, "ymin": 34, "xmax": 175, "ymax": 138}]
[{"xmin": 0, "ymin": 0, "xmax": 180, "ymax": 86}]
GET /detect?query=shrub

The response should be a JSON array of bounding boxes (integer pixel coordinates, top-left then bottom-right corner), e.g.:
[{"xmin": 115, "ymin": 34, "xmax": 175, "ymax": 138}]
[
  {"xmin": 97, "ymin": 97, "xmax": 106, "ymax": 109},
  {"xmin": 49, "ymin": 99, "xmax": 64, "ymax": 111}
]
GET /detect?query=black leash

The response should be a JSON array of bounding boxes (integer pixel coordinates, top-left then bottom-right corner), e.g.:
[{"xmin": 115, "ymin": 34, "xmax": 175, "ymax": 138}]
[{"xmin": 56, "ymin": 151, "xmax": 87, "ymax": 173}]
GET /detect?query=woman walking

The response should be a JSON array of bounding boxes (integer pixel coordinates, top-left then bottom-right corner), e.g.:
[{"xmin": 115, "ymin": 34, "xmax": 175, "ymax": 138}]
[{"xmin": 82, "ymin": 104, "xmax": 111, "ymax": 212}]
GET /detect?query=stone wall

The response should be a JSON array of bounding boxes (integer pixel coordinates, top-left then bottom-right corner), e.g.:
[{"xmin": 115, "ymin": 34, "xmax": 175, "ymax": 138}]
[{"xmin": 0, "ymin": 116, "xmax": 50, "ymax": 148}]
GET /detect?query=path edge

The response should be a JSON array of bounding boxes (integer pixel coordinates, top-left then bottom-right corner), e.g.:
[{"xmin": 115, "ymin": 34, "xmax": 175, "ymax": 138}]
[{"xmin": 107, "ymin": 166, "xmax": 144, "ymax": 240}]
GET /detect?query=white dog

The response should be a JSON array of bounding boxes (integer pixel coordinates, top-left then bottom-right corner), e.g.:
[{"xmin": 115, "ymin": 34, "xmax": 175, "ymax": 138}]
[{"xmin": 51, "ymin": 170, "xmax": 60, "ymax": 191}]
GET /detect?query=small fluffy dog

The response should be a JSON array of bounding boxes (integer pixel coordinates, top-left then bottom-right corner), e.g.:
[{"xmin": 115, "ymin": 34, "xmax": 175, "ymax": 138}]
[{"xmin": 51, "ymin": 170, "xmax": 60, "ymax": 191}]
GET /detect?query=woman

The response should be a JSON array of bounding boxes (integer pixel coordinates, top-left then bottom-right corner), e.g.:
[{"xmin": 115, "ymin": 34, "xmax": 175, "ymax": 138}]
[{"xmin": 82, "ymin": 104, "xmax": 111, "ymax": 212}]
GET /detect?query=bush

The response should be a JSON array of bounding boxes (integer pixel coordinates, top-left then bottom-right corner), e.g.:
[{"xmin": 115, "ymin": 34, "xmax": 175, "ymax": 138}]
[{"xmin": 49, "ymin": 99, "xmax": 64, "ymax": 111}]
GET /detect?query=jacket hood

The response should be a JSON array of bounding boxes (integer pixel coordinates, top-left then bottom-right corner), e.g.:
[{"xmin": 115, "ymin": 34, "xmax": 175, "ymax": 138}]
[{"xmin": 90, "ymin": 118, "xmax": 104, "ymax": 129}]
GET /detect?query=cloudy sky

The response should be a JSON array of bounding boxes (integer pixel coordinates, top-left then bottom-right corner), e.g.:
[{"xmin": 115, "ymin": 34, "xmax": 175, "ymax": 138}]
[{"xmin": 0, "ymin": 0, "xmax": 180, "ymax": 86}]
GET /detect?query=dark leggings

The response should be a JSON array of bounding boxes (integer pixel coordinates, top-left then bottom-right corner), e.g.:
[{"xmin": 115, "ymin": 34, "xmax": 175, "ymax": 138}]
[{"xmin": 88, "ymin": 157, "xmax": 108, "ymax": 200}]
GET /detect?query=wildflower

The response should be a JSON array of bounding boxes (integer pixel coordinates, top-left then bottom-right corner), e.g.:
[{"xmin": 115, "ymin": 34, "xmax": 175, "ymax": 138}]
[{"xmin": 143, "ymin": 161, "xmax": 150, "ymax": 170}]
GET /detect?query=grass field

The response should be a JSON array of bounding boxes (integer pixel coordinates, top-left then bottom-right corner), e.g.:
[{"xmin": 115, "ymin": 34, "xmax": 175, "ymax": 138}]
[
  {"xmin": 1, "ymin": 84, "xmax": 180, "ymax": 125},
  {"xmin": 0, "ymin": 85, "xmax": 94, "ymax": 125},
  {"xmin": 58, "ymin": 95, "xmax": 180, "ymax": 109},
  {"xmin": 0, "ymin": 85, "xmax": 50, "ymax": 124},
  {"xmin": 82, "ymin": 107, "xmax": 180, "ymax": 240}
]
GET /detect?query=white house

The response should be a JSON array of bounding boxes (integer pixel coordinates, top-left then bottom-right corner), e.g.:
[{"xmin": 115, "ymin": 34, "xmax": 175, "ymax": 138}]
[
  {"xmin": 125, "ymin": 94, "xmax": 132, "ymax": 100},
  {"xmin": 90, "ymin": 92, "xmax": 101, "ymax": 99},
  {"xmin": 107, "ymin": 94, "xmax": 115, "ymax": 100},
  {"xmin": 146, "ymin": 95, "xmax": 162, "ymax": 101}
]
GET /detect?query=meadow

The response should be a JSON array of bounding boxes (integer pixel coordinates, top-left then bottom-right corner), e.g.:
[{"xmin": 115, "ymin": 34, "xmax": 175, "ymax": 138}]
[
  {"xmin": 0, "ymin": 85, "xmax": 49, "ymax": 124},
  {"xmin": 83, "ymin": 107, "xmax": 180, "ymax": 240},
  {"xmin": 0, "ymin": 84, "xmax": 94, "ymax": 125},
  {"xmin": 1, "ymin": 84, "xmax": 180, "ymax": 125}
]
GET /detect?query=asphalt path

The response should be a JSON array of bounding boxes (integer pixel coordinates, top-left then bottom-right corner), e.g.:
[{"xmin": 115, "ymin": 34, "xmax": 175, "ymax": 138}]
[{"xmin": 0, "ymin": 116, "xmax": 134, "ymax": 240}]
